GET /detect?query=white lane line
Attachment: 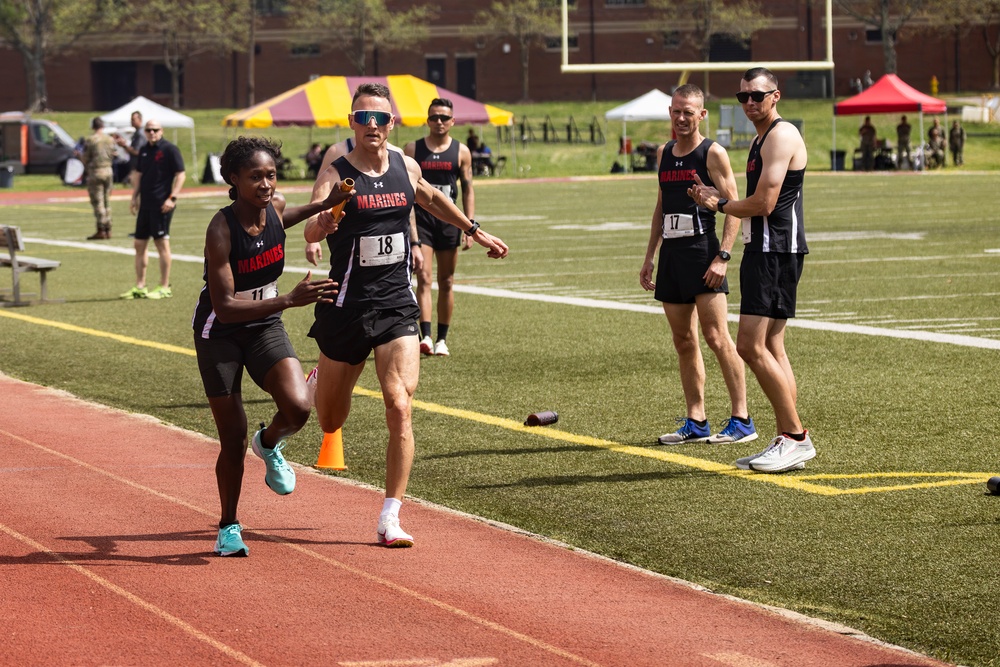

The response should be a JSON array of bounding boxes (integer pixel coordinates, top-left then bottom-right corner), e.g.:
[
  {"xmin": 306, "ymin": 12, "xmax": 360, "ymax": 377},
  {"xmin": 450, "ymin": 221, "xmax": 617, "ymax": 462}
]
[{"xmin": 26, "ymin": 238, "xmax": 1000, "ymax": 351}]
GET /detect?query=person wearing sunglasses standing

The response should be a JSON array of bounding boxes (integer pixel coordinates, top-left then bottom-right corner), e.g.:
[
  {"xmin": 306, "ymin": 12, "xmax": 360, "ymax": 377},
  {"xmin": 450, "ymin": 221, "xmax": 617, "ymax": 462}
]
[
  {"xmin": 688, "ymin": 67, "xmax": 813, "ymax": 474},
  {"xmin": 403, "ymin": 98, "xmax": 476, "ymax": 358},
  {"xmin": 304, "ymin": 82, "xmax": 508, "ymax": 547},
  {"xmin": 639, "ymin": 84, "xmax": 756, "ymax": 449},
  {"xmin": 121, "ymin": 119, "xmax": 185, "ymax": 299}
]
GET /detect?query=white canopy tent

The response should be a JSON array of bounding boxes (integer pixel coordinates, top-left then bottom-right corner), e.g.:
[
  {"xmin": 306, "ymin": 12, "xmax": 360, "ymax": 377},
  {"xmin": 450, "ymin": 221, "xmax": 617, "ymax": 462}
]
[
  {"xmin": 604, "ymin": 89, "xmax": 673, "ymax": 173},
  {"xmin": 100, "ymin": 96, "xmax": 197, "ymax": 167}
]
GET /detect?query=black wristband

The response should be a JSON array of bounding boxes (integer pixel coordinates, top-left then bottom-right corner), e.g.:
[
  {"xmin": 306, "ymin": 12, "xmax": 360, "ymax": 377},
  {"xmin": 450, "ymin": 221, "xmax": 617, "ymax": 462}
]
[
  {"xmin": 465, "ymin": 220, "xmax": 480, "ymax": 236},
  {"xmin": 717, "ymin": 198, "xmax": 728, "ymax": 214},
  {"xmin": 410, "ymin": 240, "xmax": 422, "ymax": 247}
]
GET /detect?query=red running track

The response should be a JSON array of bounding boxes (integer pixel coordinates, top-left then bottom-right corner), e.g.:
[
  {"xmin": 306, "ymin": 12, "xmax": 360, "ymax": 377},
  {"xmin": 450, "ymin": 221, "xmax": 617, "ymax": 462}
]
[{"xmin": 0, "ymin": 374, "xmax": 950, "ymax": 667}]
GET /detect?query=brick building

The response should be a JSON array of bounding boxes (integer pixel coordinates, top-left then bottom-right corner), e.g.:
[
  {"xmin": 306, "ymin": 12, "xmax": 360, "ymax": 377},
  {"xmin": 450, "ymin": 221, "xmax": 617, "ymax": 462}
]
[{"xmin": 0, "ymin": 0, "xmax": 994, "ymax": 112}]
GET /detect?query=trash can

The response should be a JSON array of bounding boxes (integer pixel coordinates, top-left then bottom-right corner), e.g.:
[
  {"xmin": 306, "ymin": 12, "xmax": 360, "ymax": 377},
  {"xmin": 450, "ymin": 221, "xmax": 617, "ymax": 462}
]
[
  {"xmin": 830, "ymin": 150, "xmax": 846, "ymax": 171},
  {"xmin": 715, "ymin": 128, "xmax": 732, "ymax": 148},
  {"xmin": 0, "ymin": 166, "xmax": 13, "ymax": 188}
]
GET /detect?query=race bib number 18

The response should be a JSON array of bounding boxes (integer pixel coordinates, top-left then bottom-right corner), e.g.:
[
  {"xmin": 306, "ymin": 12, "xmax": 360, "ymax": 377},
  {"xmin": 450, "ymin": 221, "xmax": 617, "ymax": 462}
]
[{"xmin": 359, "ymin": 232, "xmax": 406, "ymax": 266}]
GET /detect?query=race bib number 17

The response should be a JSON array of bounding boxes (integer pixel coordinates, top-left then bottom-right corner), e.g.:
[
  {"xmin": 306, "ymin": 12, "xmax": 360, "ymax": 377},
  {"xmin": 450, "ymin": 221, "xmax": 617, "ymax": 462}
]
[{"xmin": 662, "ymin": 213, "xmax": 695, "ymax": 239}]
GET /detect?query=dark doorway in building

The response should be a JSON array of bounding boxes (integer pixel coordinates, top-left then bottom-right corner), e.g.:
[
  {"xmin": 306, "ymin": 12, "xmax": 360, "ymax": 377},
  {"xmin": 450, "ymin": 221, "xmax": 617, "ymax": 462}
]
[
  {"xmin": 457, "ymin": 57, "xmax": 476, "ymax": 99},
  {"xmin": 92, "ymin": 61, "xmax": 136, "ymax": 111},
  {"xmin": 426, "ymin": 57, "xmax": 446, "ymax": 88},
  {"xmin": 709, "ymin": 35, "xmax": 751, "ymax": 62}
]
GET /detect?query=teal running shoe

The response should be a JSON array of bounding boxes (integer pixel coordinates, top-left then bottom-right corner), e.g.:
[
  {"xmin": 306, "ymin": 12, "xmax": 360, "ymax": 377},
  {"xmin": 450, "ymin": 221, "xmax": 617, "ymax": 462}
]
[
  {"xmin": 251, "ymin": 425, "xmax": 296, "ymax": 495},
  {"xmin": 214, "ymin": 524, "xmax": 248, "ymax": 557}
]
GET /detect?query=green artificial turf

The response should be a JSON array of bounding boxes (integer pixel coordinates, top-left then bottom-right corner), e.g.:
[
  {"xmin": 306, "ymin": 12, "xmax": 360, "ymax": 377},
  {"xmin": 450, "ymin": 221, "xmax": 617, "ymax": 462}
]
[{"xmin": 2, "ymin": 170, "xmax": 999, "ymax": 666}]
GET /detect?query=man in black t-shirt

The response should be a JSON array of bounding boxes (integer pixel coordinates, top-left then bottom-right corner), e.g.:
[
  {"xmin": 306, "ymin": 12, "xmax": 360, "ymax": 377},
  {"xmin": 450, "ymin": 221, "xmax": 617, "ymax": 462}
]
[{"xmin": 122, "ymin": 119, "xmax": 185, "ymax": 300}]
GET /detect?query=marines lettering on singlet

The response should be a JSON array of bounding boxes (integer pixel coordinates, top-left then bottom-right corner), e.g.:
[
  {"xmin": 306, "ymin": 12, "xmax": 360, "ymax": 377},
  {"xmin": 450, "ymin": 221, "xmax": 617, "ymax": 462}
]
[
  {"xmin": 744, "ymin": 119, "xmax": 808, "ymax": 254},
  {"xmin": 326, "ymin": 152, "xmax": 417, "ymax": 309},
  {"xmin": 413, "ymin": 137, "xmax": 460, "ymax": 227},
  {"xmin": 657, "ymin": 138, "xmax": 718, "ymax": 243},
  {"xmin": 192, "ymin": 203, "xmax": 285, "ymax": 339}
]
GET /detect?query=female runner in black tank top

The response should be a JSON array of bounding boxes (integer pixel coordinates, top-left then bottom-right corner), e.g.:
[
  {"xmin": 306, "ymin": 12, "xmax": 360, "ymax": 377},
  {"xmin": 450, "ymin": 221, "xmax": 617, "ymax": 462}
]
[{"xmin": 193, "ymin": 136, "xmax": 352, "ymax": 557}]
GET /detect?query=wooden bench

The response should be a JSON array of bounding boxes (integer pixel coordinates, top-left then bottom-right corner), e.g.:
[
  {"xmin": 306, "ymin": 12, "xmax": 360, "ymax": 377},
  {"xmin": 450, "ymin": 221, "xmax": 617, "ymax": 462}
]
[{"xmin": 1, "ymin": 225, "xmax": 61, "ymax": 306}]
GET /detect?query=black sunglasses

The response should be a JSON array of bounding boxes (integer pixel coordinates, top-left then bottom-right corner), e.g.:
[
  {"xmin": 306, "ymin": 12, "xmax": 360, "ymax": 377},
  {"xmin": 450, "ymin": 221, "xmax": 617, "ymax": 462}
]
[
  {"xmin": 736, "ymin": 90, "xmax": 777, "ymax": 104},
  {"xmin": 144, "ymin": 127, "xmax": 162, "ymax": 133},
  {"xmin": 351, "ymin": 110, "xmax": 392, "ymax": 126},
  {"xmin": 428, "ymin": 114, "xmax": 453, "ymax": 123}
]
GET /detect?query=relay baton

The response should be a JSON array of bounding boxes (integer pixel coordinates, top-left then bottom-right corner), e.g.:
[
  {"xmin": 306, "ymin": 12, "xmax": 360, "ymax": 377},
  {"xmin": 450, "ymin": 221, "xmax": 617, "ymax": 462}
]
[{"xmin": 329, "ymin": 178, "xmax": 355, "ymax": 219}]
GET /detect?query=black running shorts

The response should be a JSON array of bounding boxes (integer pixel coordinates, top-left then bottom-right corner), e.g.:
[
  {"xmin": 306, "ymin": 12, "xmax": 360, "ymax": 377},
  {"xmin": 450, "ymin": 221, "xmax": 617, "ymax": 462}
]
[
  {"xmin": 654, "ymin": 234, "xmax": 728, "ymax": 304},
  {"xmin": 739, "ymin": 250, "xmax": 805, "ymax": 319},
  {"xmin": 194, "ymin": 320, "xmax": 297, "ymax": 397},
  {"xmin": 416, "ymin": 209, "xmax": 463, "ymax": 251},
  {"xmin": 309, "ymin": 302, "xmax": 420, "ymax": 365},
  {"xmin": 135, "ymin": 206, "xmax": 173, "ymax": 240}
]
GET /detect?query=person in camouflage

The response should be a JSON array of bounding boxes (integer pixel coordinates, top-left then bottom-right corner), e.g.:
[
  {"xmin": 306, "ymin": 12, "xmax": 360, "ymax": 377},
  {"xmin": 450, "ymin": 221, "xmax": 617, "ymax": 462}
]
[{"xmin": 83, "ymin": 117, "xmax": 118, "ymax": 240}]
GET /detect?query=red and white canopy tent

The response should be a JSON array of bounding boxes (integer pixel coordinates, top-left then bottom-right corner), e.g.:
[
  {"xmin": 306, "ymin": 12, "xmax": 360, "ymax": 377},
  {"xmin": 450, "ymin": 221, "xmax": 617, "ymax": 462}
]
[{"xmin": 832, "ymin": 74, "xmax": 946, "ymax": 170}]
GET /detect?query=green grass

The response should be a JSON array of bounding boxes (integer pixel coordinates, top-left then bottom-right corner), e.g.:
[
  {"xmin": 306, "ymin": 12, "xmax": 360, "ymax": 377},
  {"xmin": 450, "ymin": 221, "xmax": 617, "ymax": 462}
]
[
  {"xmin": 9, "ymin": 95, "xmax": 999, "ymax": 192},
  {"xmin": 2, "ymin": 170, "xmax": 1000, "ymax": 665}
]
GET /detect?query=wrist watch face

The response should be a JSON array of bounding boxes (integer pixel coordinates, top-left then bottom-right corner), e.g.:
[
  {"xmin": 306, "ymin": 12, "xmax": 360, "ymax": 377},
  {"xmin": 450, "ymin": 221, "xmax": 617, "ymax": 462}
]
[{"xmin": 719, "ymin": 250, "xmax": 731, "ymax": 261}]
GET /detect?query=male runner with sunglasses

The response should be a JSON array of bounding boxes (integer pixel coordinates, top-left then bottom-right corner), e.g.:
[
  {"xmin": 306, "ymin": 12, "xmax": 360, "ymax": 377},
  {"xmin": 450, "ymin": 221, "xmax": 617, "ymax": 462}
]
[
  {"xmin": 404, "ymin": 98, "xmax": 476, "ymax": 358},
  {"xmin": 304, "ymin": 82, "xmax": 508, "ymax": 547},
  {"xmin": 688, "ymin": 67, "xmax": 813, "ymax": 474}
]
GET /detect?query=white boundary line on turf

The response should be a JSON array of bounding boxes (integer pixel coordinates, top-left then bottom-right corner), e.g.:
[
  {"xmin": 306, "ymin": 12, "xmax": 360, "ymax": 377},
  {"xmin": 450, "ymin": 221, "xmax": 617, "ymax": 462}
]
[{"xmin": 25, "ymin": 237, "xmax": 1000, "ymax": 352}]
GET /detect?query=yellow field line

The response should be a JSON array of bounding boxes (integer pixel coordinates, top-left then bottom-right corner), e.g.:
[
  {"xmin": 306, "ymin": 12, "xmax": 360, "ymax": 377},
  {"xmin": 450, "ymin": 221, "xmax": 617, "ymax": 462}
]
[{"xmin": 3, "ymin": 309, "xmax": 993, "ymax": 496}]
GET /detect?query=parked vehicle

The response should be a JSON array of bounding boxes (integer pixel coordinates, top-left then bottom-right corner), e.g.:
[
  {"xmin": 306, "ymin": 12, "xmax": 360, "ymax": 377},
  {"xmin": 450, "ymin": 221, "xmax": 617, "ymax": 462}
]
[{"xmin": 0, "ymin": 112, "xmax": 78, "ymax": 176}]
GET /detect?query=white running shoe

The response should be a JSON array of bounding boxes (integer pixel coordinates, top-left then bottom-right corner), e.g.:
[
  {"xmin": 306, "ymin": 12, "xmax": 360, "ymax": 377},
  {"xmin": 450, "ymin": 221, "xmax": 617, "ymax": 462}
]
[
  {"xmin": 740, "ymin": 432, "xmax": 815, "ymax": 473},
  {"xmin": 433, "ymin": 339, "xmax": 450, "ymax": 357},
  {"xmin": 419, "ymin": 336, "xmax": 433, "ymax": 355},
  {"xmin": 377, "ymin": 515, "xmax": 414, "ymax": 548},
  {"xmin": 305, "ymin": 366, "xmax": 319, "ymax": 407}
]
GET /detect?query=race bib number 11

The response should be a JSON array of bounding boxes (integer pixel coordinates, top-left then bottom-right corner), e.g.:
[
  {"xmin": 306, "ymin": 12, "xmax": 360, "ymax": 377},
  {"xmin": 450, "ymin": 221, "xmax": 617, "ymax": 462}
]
[{"xmin": 359, "ymin": 232, "xmax": 406, "ymax": 266}]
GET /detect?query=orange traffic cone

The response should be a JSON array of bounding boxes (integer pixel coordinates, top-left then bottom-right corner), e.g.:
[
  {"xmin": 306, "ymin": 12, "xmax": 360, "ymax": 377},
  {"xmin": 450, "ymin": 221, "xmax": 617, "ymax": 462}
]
[{"xmin": 315, "ymin": 429, "xmax": 346, "ymax": 470}]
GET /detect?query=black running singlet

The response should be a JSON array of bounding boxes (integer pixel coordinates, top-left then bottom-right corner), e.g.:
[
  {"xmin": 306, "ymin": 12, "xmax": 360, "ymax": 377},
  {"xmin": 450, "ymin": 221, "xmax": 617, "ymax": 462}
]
[
  {"xmin": 657, "ymin": 138, "xmax": 718, "ymax": 244},
  {"xmin": 413, "ymin": 137, "xmax": 460, "ymax": 227},
  {"xmin": 744, "ymin": 119, "xmax": 808, "ymax": 254},
  {"xmin": 327, "ymin": 152, "xmax": 417, "ymax": 309},
  {"xmin": 192, "ymin": 203, "xmax": 285, "ymax": 339}
]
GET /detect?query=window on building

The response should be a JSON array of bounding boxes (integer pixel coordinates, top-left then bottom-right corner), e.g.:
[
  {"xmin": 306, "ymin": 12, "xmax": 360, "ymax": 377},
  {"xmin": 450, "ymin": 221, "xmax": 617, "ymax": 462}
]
[
  {"xmin": 153, "ymin": 63, "xmax": 181, "ymax": 96},
  {"xmin": 545, "ymin": 34, "xmax": 578, "ymax": 51},
  {"xmin": 290, "ymin": 44, "xmax": 321, "ymax": 58},
  {"xmin": 865, "ymin": 27, "xmax": 885, "ymax": 44},
  {"xmin": 605, "ymin": 0, "xmax": 644, "ymax": 6},
  {"xmin": 426, "ymin": 57, "xmax": 446, "ymax": 86},
  {"xmin": 662, "ymin": 30, "xmax": 680, "ymax": 50},
  {"xmin": 708, "ymin": 34, "xmax": 751, "ymax": 62},
  {"xmin": 255, "ymin": 0, "xmax": 286, "ymax": 16}
]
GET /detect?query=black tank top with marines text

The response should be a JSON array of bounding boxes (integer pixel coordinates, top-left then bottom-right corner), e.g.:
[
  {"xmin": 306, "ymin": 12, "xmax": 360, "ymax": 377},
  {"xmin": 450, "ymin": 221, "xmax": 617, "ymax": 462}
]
[
  {"xmin": 744, "ymin": 119, "xmax": 808, "ymax": 254},
  {"xmin": 413, "ymin": 137, "xmax": 460, "ymax": 226},
  {"xmin": 326, "ymin": 152, "xmax": 417, "ymax": 309},
  {"xmin": 657, "ymin": 138, "xmax": 718, "ymax": 245},
  {"xmin": 192, "ymin": 203, "xmax": 285, "ymax": 339}
]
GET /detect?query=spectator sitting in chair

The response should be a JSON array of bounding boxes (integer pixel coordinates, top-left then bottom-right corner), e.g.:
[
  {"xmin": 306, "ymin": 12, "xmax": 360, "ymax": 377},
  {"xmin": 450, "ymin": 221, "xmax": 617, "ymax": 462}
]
[{"xmin": 472, "ymin": 141, "xmax": 494, "ymax": 176}]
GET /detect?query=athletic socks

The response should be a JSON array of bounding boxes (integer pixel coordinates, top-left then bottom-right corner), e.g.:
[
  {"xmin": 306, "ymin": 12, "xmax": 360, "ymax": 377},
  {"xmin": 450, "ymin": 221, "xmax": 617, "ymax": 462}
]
[
  {"xmin": 733, "ymin": 416, "xmax": 751, "ymax": 425},
  {"xmin": 420, "ymin": 321, "xmax": 431, "ymax": 339},
  {"xmin": 783, "ymin": 431, "xmax": 807, "ymax": 442},
  {"xmin": 381, "ymin": 497, "xmax": 402, "ymax": 519},
  {"xmin": 436, "ymin": 324, "xmax": 449, "ymax": 342}
]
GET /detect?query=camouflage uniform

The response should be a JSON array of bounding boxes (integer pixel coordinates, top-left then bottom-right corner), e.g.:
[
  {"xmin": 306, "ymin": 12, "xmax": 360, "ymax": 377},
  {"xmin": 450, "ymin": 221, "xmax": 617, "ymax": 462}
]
[{"xmin": 84, "ymin": 131, "xmax": 117, "ymax": 238}]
